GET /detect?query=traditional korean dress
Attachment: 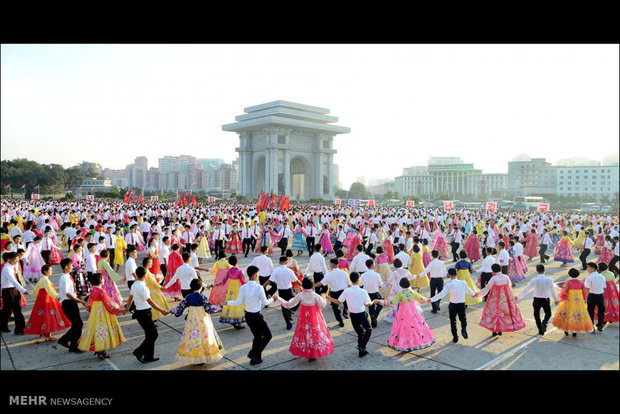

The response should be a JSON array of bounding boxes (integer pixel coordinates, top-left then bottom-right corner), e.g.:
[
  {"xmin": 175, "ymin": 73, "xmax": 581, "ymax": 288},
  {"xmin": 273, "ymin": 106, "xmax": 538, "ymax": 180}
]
[
  {"xmin": 145, "ymin": 270, "xmax": 170, "ymax": 321},
  {"xmin": 147, "ymin": 245, "xmax": 162, "ymax": 278},
  {"xmin": 24, "ymin": 276, "xmax": 71, "ymax": 335},
  {"xmin": 292, "ymin": 228, "xmax": 307, "ymax": 252},
  {"xmin": 478, "ymin": 273, "xmax": 526, "ymax": 333},
  {"xmin": 279, "ymin": 290, "xmax": 334, "ymax": 359},
  {"xmin": 97, "ymin": 259, "xmax": 123, "ymax": 308},
  {"xmin": 225, "ymin": 230, "xmax": 243, "ymax": 255},
  {"xmin": 523, "ymin": 233, "xmax": 538, "ymax": 259},
  {"xmin": 254, "ymin": 228, "xmax": 273, "ymax": 255},
  {"xmin": 197, "ymin": 234, "xmax": 211, "ymax": 259},
  {"xmin": 70, "ymin": 251, "xmax": 89, "ymax": 297},
  {"xmin": 344, "ymin": 234, "xmax": 361, "ymax": 261},
  {"xmin": 507, "ymin": 247, "xmax": 526, "ymax": 283},
  {"xmin": 454, "ymin": 259, "xmax": 482, "ymax": 305},
  {"xmin": 594, "ymin": 270, "xmax": 619, "ymax": 323},
  {"xmin": 162, "ymin": 251, "xmax": 183, "ymax": 299},
  {"xmin": 381, "ymin": 236, "xmax": 395, "ymax": 264},
  {"xmin": 219, "ymin": 267, "xmax": 246, "ymax": 325},
  {"xmin": 422, "ymin": 245, "xmax": 432, "ymax": 267},
  {"xmin": 383, "ymin": 268, "xmax": 414, "ymax": 324},
  {"xmin": 172, "ymin": 292, "xmax": 224, "ymax": 365},
  {"xmin": 594, "ymin": 234, "xmax": 606, "ymax": 255},
  {"xmin": 318, "ymin": 229, "xmax": 334, "ymax": 254},
  {"xmin": 431, "ymin": 231, "xmax": 451, "ymax": 259},
  {"xmin": 463, "ymin": 233, "xmax": 482, "ymax": 261},
  {"xmin": 554, "ymin": 236, "xmax": 574, "ymax": 264},
  {"xmin": 573, "ymin": 230, "xmax": 587, "ymax": 249},
  {"xmin": 23, "ymin": 242, "xmax": 46, "ymax": 281},
  {"xmin": 78, "ymin": 285, "xmax": 126, "ymax": 352},
  {"xmin": 552, "ymin": 278, "xmax": 594, "ymax": 332},
  {"xmin": 408, "ymin": 251, "xmax": 429, "ymax": 289},
  {"xmin": 287, "ymin": 259, "xmax": 304, "ymax": 293},
  {"xmin": 388, "ymin": 289, "xmax": 435, "ymax": 351},
  {"xmin": 597, "ymin": 241, "xmax": 614, "ymax": 265},
  {"xmin": 114, "ymin": 235, "xmax": 126, "ymax": 267}
]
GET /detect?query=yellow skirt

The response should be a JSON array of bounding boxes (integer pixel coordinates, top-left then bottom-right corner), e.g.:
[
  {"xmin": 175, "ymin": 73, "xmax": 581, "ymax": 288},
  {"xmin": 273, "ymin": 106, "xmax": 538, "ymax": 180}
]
[
  {"xmin": 114, "ymin": 248, "xmax": 125, "ymax": 267},
  {"xmin": 553, "ymin": 290, "xmax": 594, "ymax": 332},
  {"xmin": 197, "ymin": 236, "xmax": 211, "ymax": 259},
  {"xmin": 150, "ymin": 289, "xmax": 170, "ymax": 321},
  {"xmin": 78, "ymin": 302, "xmax": 126, "ymax": 352},
  {"xmin": 411, "ymin": 274, "xmax": 430, "ymax": 289},
  {"xmin": 457, "ymin": 269, "xmax": 482, "ymax": 305},
  {"xmin": 219, "ymin": 279, "xmax": 246, "ymax": 324},
  {"xmin": 177, "ymin": 307, "xmax": 224, "ymax": 365}
]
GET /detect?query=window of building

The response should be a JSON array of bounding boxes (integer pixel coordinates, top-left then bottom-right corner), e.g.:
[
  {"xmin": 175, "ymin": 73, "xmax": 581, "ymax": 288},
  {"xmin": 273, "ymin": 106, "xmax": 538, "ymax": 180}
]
[
  {"xmin": 278, "ymin": 135, "xmax": 286, "ymax": 144},
  {"xmin": 323, "ymin": 140, "xmax": 330, "ymax": 149}
]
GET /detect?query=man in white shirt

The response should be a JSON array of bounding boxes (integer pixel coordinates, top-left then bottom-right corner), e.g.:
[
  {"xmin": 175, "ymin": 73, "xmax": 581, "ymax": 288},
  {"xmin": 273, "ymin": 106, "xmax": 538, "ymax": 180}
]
[
  {"xmin": 479, "ymin": 247, "xmax": 496, "ymax": 301},
  {"xmin": 314, "ymin": 258, "xmax": 351, "ymax": 327},
  {"xmin": 125, "ymin": 266, "xmax": 170, "ymax": 363},
  {"xmin": 164, "ymin": 252, "xmax": 203, "ymax": 298},
  {"xmin": 159, "ymin": 236, "xmax": 171, "ymax": 276},
  {"xmin": 450, "ymin": 227, "xmax": 463, "ymax": 262},
  {"xmin": 0, "ymin": 253, "xmax": 29, "ymax": 335},
  {"xmin": 360, "ymin": 258, "xmax": 384, "ymax": 327},
  {"xmin": 305, "ymin": 244, "xmax": 329, "ymax": 294},
  {"xmin": 57, "ymin": 258, "xmax": 88, "ymax": 352},
  {"xmin": 516, "ymin": 264, "xmax": 558, "ymax": 335},
  {"xmin": 584, "ymin": 262, "xmax": 607, "ymax": 332},
  {"xmin": 212, "ymin": 223, "xmax": 228, "ymax": 255},
  {"xmin": 139, "ymin": 220, "xmax": 151, "ymax": 245},
  {"xmin": 349, "ymin": 244, "xmax": 370, "ymax": 274},
  {"xmin": 394, "ymin": 243, "xmax": 411, "ymax": 269},
  {"xmin": 85, "ymin": 243, "xmax": 98, "ymax": 279},
  {"xmin": 333, "ymin": 225, "xmax": 346, "ymax": 253},
  {"xmin": 104, "ymin": 226, "xmax": 117, "ymax": 267},
  {"xmin": 324, "ymin": 271, "xmax": 381, "ymax": 358},
  {"xmin": 539, "ymin": 229, "xmax": 552, "ymax": 263},
  {"xmin": 430, "ymin": 268, "xmax": 475, "ymax": 343},
  {"xmin": 415, "ymin": 249, "xmax": 447, "ymax": 313},
  {"xmin": 21, "ymin": 227, "xmax": 35, "ymax": 247},
  {"xmin": 248, "ymin": 246, "xmax": 276, "ymax": 298},
  {"xmin": 241, "ymin": 223, "xmax": 253, "ymax": 257},
  {"xmin": 227, "ymin": 265, "xmax": 276, "ymax": 365},
  {"xmin": 277, "ymin": 224, "xmax": 292, "ymax": 256},
  {"xmin": 304, "ymin": 222, "xmax": 318, "ymax": 255},
  {"xmin": 125, "ymin": 225, "xmax": 139, "ymax": 258},
  {"xmin": 181, "ymin": 224, "xmax": 193, "ymax": 253},
  {"xmin": 365, "ymin": 228, "xmax": 379, "ymax": 257},
  {"xmin": 579, "ymin": 231, "xmax": 594, "ymax": 270},
  {"xmin": 263, "ymin": 256, "xmax": 301, "ymax": 330},
  {"xmin": 497, "ymin": 242, "xmax": 510, "ymax": 275},
  {"xmin": 482, "ymin": 231, "xmax": 495, "ymax": 258}
]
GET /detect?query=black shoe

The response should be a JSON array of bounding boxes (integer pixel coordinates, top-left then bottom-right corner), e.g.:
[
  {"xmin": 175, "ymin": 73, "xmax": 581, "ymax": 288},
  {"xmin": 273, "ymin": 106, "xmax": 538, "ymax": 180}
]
[
  {"xmin": 498, "ymin": 332, "xmax": 502, "ymax": 336},
  {"xmin": 462, "ymin": 330, "xmax": 468, "ymax": 339},
  {"xmin": 564, "ymin": 331, "xmax": 569, "ymax": 336},
  {"xmin": 132, "ymin": 349, "xmax": 144, "ymax": 362},
  {"xmin": 233, "ymin": 324, "xmax": 245, "ymax": 330},
  {"xmin": 371, "ymin": 317, "xmax": 377, "ymax": 328},
  {"xmin": 538, "ymin": 330, "xmax": 545, "ymax": 336},
  {"xmin": 286, "ymin": 321, "xmax": 292, "ymax": 330},
  {"xmin": 492, "ymin": 332, "xmax": 498, "ymax": 337},
  {"xmin": 68, "ymin": 348, "xmax": 84, "ymax": 353},
  {"xmin": 57, "ymin": 338, "xmax": 69, "ymax": 349},
  {"xmin": 358, "ymin": 349, "xmax": 369, "ymax": 358},
  {"xmin": 597, "ymin": 326, "xmax": 603, "ymax": 332},
  {"xmin": 453, "ymin": 336, "xmax": 459, "ymax": 343},
  {"xmin": 142, "ymin": 357, "xmax": 160, "ymax": 363},
  {"xmin": 249, "ymin": 357, "xmax": 263, "ymax": 365},
  {"xmin": 431, "ymin": 309, "xmax": 438, "ymax": 314},
  {"xmin": 338, "ymin": 321, "xmax": 345, "ymax": 327},
  {"xmin": 542, "ymin": 323, "xmax": 547, "ymax": 333},
  {"xmin": 343, "ymin": 313, "xmax": 349, "ymax": 319},
  {"xmin": 309, "ymin": 358, "xmax": 316, "ymax": 362},
  {"xmin": 572, "ymin": 332, "xmax": 577, "ymax": 337}
]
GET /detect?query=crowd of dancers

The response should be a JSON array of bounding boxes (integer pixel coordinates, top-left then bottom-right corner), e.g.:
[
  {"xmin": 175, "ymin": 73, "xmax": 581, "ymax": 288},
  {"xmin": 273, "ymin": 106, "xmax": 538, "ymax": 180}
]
[{"xmin": 0, "ymin": 199, "xmax": 618, "ymax": 366}]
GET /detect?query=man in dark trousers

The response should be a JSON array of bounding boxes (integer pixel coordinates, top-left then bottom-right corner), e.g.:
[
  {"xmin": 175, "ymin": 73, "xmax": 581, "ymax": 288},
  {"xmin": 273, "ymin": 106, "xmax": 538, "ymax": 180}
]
[
  {"xmin": 0, "ymin": 253, "xmax": 29, "ymax": 335},
  {"xmin": 430, "ymin": 268, "xmax": 475, "ymax": 343},
  {"xmin": 57, "ymin": 258, "xmax": 88, "ymax": 352},
  {"xmin": 227, "ymin": 265, "xmax": 277, "ymax": 365},
  {"xmin": 516, "ymin": 264, "xmax": 558, "ymax": 335},
  {"xmin": 579, "ymin": 231, "xmax": 594, "ymax": 270},
  {"xmin": 263, "ymin": 256, "xmax": 301, "ymax": 330},
  {"xmin": 584, "ymin": 262, "xmax": 606, "ymax": 333},
  {"xmin": 125, "ymin": 266, "xmax": 170, "ymax": 363}
]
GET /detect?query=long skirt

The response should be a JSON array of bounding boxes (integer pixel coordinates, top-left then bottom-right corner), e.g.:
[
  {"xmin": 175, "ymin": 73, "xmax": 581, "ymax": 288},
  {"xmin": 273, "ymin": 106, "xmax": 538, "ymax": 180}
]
[
  {"xmin": 176, "ymin": 306, "xmax": 224, "ymax": 365},
  {"xmin": 289, "ymin": 304, "xmax": 334, "ymax": 359}
]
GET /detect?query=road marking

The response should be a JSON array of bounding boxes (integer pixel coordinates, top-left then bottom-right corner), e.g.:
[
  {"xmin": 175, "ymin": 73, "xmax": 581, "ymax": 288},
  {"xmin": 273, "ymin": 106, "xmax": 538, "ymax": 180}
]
[
  {"xmin": 105, "ymin": 360, "xmax": 120, "ymax": 370},
  {"xmin": 475, "ymin": 327, "xmax": 557, "ymax": 370}
]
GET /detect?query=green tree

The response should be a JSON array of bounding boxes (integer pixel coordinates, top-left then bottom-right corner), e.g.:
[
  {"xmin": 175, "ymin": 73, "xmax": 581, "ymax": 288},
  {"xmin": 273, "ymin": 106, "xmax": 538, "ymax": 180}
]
[{"xmin": 348, "ymin": 182, "xmax": 367, "ymax": 199}]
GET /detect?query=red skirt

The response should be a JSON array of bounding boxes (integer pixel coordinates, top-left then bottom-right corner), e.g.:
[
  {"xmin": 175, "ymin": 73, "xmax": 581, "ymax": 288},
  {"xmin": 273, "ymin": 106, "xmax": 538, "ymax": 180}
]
[
  {"xmin": 479, "ymin": 284, "xmax": 526, "ymax": 332},
  {"xmin": 208, "ymin": 269, "xmax": 229, "ymax": 307},
  {"xmin": 289, "ymin": 304, "xmax": 334, "ymax": 359},
  {"xmin": 595, "ymin": 281, "xmax": 620, "ymax": 323},
  {"xmin": 49, "ymin": 247, "xmax": 63, "ymax": 266},
  {"xmin": 149, "ymin": 257, "xmax": 162, "ymax": 275},
  {"xmin": 24, "ymin": 289, "xmax": 71, "ymax": 335}
]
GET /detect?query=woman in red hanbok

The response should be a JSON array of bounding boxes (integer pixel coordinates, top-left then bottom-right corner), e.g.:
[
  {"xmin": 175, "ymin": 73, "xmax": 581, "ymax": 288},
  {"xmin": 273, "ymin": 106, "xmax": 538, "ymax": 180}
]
[
  {"xmin": 463, "ymin": 231, "xmax": 482, "ymax": 262},
  {"xmin": 522, "ymin": 229, "xmax": 539, "ymax": 260},
  {"xmin": 225, "ymin": 226, "xmax": 243, "ymax": 255},
  {"xmin": 24, "ymin": 265, "xmax": 71, "ymax": 342},
  {"xmin": 277, "ymin": 278, "xmax": 334, "ymax": 362},
  {"xmin": 475, "ymin": 269, "xmax": 526, "ymax": 336},
  {"xmin": 162, "ymin": 244, "xmax": 183, "ymax": 300}
]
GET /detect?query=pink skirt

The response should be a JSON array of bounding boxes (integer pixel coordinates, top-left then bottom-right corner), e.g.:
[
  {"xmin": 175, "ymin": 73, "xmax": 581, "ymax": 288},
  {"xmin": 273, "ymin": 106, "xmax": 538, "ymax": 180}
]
[
  {"xmin": 289, "ymin": 304, "xmax": 334, "ymax": 359},
  {"xmin": 388, "ymin": 300, "xmax": 435, "ymax": 351},
  {"xmin": 479, "ymin": 284, "xmax": 525, "ymax": 332}
]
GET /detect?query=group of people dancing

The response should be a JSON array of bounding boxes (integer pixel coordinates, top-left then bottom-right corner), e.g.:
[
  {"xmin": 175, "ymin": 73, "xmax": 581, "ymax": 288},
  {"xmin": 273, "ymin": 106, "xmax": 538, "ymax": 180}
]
[{"xmin": 0, "ymin": 198, "xmax": 618, "ymax": 367}]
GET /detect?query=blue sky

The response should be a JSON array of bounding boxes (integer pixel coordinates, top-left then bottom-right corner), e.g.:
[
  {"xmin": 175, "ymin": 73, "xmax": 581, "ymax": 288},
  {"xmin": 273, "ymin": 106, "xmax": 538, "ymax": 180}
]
[{"xmin": 2, "ymin": 44, "xmax": 618, "ymax": 188}]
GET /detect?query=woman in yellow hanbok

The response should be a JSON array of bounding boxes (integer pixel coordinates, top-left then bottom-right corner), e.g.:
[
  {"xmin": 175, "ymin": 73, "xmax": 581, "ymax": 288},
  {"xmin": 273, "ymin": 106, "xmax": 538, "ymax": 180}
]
[
  {"xmin": 552, "ymin": 268, "xmax": 594, "ymax": 336},
  {"xmin": 208, "ymin": 250, "xmax": 231, "ymax": 307},
  {"xmin": 78, "ymin": 273, "xmax": 126, "ymax": 359},
  {"xmin": 409, "ymin": 245, "xmax": 429, "ymax": 289},
  {"xmin": 142, "ymin": 257, "xmax": 170, "ymax": 321},
  {"xmin": 197, "ymin": 226, "xmax": 211, "ymax": 260},
  {"xmin": 114, "ymin": 229, "xmax": 127, "ymax": 270},
  {"xmin": 217, "ymin": 256, "xmax": 246, "ymax": 328},
  {"xmin": 16, "ymin": 215, "xmax": 25, "ymax": 232},
  {"xmin": 572, "ymin": 229, "xmax": 586, "ymax": 249},
  {"xmin": 172, "ymin": 279, "xmax": 224, "ymax": 366}
]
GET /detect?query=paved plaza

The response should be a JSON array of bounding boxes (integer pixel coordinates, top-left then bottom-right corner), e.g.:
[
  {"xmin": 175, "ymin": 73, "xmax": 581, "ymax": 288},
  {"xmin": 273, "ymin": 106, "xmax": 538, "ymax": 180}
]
[{"xmin": 1, "ymin": 249, "xmax": 618, "ymax": 371}]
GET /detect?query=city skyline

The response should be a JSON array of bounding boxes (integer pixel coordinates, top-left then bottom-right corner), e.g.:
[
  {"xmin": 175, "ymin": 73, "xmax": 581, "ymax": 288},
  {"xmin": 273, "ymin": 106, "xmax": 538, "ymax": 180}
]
[{"xmin": 2, "ymin": 44, "xmax": 619, "ymax": 188}]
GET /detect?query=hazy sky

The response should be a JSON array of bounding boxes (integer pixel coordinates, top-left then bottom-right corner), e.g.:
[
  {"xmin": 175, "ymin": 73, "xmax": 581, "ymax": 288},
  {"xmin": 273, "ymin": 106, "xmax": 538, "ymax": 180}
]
[{"xmin": 2, "ymin": 44, "xmax": 618, "ymax": 188}]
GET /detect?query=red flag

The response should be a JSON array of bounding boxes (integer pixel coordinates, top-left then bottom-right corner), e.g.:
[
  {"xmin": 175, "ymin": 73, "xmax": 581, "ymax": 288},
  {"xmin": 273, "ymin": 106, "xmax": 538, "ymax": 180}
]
[
  {"xmin": 270, "ymin": 194, "xmax": 277, "ymax": 210},
  {"xmin": 33, "ymin": 185, "xmax": 40, "ymax": 190},
  {"xmin": 21, "ymin": 184, "xmax": 26, "ymax": 189},
  {"xmin": 2, "ymin": 184, "xmax": 9, "ymax": 189},
  {"xmin": 192, "ymin": 196, "xmax": 198, "ymax": 206}
]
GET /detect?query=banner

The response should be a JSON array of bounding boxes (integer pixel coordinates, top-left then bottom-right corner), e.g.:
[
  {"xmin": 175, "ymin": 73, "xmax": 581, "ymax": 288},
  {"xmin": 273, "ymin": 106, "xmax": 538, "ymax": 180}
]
[
  {"xmin": 207, "ymin": 196, "xmax": 216, "ymax": 203},
  {"xmin": 150, "ymin": 196, "xmax": 159, "ymax": 202},
  {"xmin": 538, "ymin": 203, "xmax": 550, "ymax": 212},
  {"xmin": 85, "ymin": 195, "xmax": 94, "ymax": 201},
  {"xmin": 406, "ymin": 200, "xmax": 415, "ymax": 207},
  {"xmin": 368, "ymin": 199, "xmax": 375, "ymax": 207},
  {"xmin": 444, "ymin": 200, "xmax": 453, "ymax": 210},
  {"xmin": 334, "ymin": 198, "xmax": 341, "ymax": 205},
  {"xmin": 486, "ymin": 202, "xmax": 497, "ymax": 212},
  {"xmin": 31, "ymin": 194, "xmax": 40, "ymax": 200},
  {"xmin": 348, "ymin": 199, "xmax": 360, "ymax": 206}
]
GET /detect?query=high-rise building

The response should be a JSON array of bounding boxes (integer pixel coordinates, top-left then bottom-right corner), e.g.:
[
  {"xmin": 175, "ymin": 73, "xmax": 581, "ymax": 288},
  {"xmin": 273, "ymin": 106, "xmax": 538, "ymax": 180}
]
[
  {"xmin": 125, "ymin": 156, "xmax": 148, "ymax": 190},
  {"xmin": 507, "ymin": 157, "xmax": 556, "ymax": 196},
  {"xmin": 556, "ymin": 165, "xmax": 619, "ymax": 201},
  {"xmin": 333, "ymin": 164, "xmax": 341, "ymax": 189}
]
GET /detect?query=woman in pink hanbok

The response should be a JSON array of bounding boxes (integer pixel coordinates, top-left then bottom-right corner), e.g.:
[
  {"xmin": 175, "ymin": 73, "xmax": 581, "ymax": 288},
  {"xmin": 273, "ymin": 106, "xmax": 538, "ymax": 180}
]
[
  {"xmin": 594, "ymin": 229, "xmax": 605, "ymax": 255},
  {"xmin": 463, "ymin": 231, "xmax": 482, "ymax": 262},
  {"xmin": 597, "ymin": 236, "xmax": 614, "ymax": 265},
  {"xmin": 344, "ymin": 232, "xmax": 361, "ymax": 261},
  {"xmin": 23, "ymin": 237, "xmax": 46, "ymax": 282},
  {"xmin": 507, "ymin": 243, "xmax": 526, "ymax": 284},
  {"xmin": 318, "ymin": 224, "xmax": 334, "ymax": 255},
  {"xmin": 430, "ymin": 228, "xmax": 450, "ymax": 259},
  {"xmin": 522, "ymin": 229, "xmax": 538, "ymax": 260}
]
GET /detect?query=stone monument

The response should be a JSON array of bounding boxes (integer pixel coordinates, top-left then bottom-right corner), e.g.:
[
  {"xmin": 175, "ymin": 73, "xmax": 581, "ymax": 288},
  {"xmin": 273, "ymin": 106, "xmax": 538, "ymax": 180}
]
[{"xmin": 222, "ymin": 100, "xmax": 350, "ymax": 200}]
